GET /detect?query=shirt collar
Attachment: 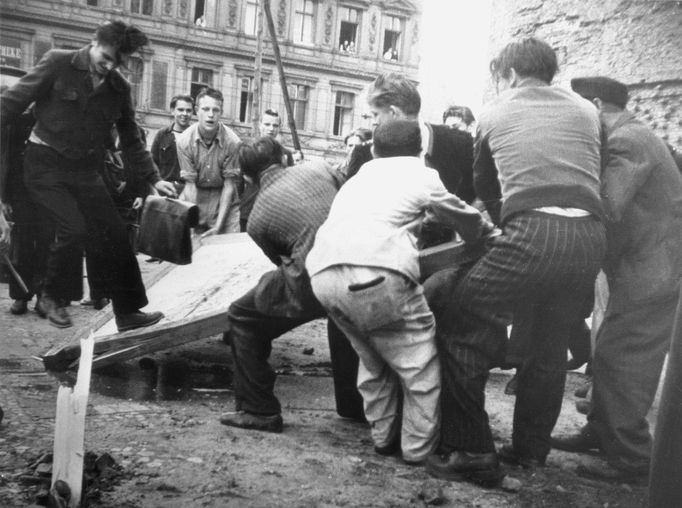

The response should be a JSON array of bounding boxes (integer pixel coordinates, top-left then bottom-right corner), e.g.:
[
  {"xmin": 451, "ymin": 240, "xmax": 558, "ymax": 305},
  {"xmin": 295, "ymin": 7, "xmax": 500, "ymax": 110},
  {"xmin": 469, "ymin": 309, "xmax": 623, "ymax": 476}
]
[{"xmin": 194, "ymin": 124, "xmax": 227, "ymax": 148}]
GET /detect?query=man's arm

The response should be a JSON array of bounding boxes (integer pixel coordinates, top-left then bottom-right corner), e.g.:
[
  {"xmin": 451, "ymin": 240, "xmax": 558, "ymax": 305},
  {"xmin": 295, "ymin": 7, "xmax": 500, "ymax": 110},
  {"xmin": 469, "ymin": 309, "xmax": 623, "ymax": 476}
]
[
  {"xmin": 1, "ymin": 50, "xmax": 56, "ymax": 123},
  {"xmin": 472, "ymin": 134, "xmax": 502, "ymax": 225},
  {"xmin": 201, "ymin": 179, "xmax": 237, "ymax": 237},
  {"xmin": 177, "ymin": 134, "xmax": 198, "ymax": 202},
  {"xmin": 600, "ymin": 133, "xmax": 651, "ymax": 223},
  {"xmin": 423, "ymin": 172, "xmax": 491, "ymax": 244}
]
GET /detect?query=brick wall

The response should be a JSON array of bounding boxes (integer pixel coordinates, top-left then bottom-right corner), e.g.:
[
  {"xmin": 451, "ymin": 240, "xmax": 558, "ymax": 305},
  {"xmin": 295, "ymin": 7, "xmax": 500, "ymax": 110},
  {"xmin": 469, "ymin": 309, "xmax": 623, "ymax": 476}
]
[{"xmin": 488, "ymin": 0, "xmax": 682, "ymax": 149}]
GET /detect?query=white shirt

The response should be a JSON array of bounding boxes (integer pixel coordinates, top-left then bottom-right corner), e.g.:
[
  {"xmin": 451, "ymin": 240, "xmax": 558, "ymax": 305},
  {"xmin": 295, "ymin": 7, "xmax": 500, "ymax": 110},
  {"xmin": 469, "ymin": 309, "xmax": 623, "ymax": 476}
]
[{"xmin": 306, "ymin": 156, "xmax": 484, "ymax": 282}]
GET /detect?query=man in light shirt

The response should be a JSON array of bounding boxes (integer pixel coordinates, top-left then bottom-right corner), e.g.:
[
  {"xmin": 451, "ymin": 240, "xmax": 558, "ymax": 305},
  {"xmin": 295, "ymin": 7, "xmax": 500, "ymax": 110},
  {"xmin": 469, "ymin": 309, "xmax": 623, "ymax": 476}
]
[
  {"xmin": 178, "ymin": 87, "xmax": 241, "ymax": 236},
  {"xmin": 307, "ymin": 120, "xmax": 491, "ymax": 465}
]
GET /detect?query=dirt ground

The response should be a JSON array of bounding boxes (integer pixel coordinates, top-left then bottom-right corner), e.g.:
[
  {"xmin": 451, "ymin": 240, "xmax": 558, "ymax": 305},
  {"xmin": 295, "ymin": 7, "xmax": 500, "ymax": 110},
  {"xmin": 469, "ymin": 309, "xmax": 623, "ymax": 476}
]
[{"xmin": 0, "ymin": 258, "xmax": 651, "ymax": 507}]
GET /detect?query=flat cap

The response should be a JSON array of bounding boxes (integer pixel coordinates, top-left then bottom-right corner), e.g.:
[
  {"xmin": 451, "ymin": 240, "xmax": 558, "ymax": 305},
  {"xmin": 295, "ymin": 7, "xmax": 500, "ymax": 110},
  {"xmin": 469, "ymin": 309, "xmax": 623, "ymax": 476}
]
[{"xmin": 570, "ymin": 76, "xmax": 629, "ymax": 108}]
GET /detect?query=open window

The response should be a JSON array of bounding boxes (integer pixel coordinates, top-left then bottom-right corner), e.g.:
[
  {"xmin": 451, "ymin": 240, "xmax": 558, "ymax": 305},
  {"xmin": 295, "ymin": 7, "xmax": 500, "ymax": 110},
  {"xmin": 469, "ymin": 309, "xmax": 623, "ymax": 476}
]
[
  {"xmin": 338, "ymin": 7, "xmax": 360, "ymax": 53},
  {"xmin": 382, "ymin": 15, "xmax": 402, "ymax": 61},
  {"xmin": 332, "ymin": 91, "xmax": 354, "ymax": 136},
  {"xmin": 190, "ymin": 67, "xmax": 213, "ymax": 101}
]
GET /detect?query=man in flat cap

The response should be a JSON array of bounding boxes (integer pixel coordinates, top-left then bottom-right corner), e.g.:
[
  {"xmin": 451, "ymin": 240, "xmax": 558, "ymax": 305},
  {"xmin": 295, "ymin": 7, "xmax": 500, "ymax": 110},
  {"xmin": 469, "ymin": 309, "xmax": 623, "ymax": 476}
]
[{"xmin": 552, "ymin": 76, "xmax": 682, "ymax": 483}]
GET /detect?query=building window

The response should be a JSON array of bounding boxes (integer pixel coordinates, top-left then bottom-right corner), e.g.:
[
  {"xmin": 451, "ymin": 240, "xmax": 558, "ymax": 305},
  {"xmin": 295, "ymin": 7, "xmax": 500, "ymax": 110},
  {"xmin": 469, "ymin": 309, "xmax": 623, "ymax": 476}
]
[
  {"xmin": 190, "ymin": 67, "xmax": 213, "ymax": 101},
  {"xmin": 383, "ymin": 15, "xmax": 402, "ymax": 61},
  {"xmin": 87, "ymin": 0, "xmax": 99, "ymax": 6},
  {"xmin": 131, "ymin": 0, "xmax": 154, "ymax": 15},
  {"xmin": 121, "ymin": 56, "xmax": 144, "ymax": 108},
  {"xmin": 288, "ymin": 84, "xmax": 309, "ymax": 130},
  {"xmin": 244, "ymin": 0, "xmax": 259, "ymax": 35},
  {"xmin": 338, "ymin": 7, "xmax": 359, "ymax": 53},
  {"xmin": 238, "ymin": 77, "xmax": 253, "ymax": 123},
  {"xmin": 150, "ymin": 61, "xmax": 168, "ymax": 110},
  {"xmin": 332, "ymin": 91, "xmax": 353, "ymax": 136},
  {"xmin": 294, "ymin": 0, "xmax": 316, "ymax": 44},
  {"xmin": 194, "ymin": 0, "xmax": 206, "ymax": 25}
]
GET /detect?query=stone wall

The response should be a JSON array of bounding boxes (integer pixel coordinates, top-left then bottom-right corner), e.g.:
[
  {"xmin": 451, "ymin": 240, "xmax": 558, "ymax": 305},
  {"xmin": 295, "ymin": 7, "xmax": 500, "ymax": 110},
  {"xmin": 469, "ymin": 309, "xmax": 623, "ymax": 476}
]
[{"xmin": 488, "ymin": 0, "xmax": 682, "ymax": 149}]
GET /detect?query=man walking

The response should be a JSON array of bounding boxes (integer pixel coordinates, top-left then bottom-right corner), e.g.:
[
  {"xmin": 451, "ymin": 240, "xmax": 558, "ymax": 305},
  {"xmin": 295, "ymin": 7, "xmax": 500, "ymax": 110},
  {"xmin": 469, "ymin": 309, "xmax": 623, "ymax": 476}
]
[
  {"xmin": 0, "ymin": 20, "xmax": 176, "ymax": 330},
  {"xmin": 551, "ymin": 77, "xmax": 682, "ymax": 484}
]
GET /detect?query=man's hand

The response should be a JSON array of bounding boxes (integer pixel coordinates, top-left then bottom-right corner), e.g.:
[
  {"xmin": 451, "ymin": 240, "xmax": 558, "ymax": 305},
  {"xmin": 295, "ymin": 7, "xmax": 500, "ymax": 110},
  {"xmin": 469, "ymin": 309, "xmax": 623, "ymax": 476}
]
[
  {"xmin": 200, "ymin": 227, "xmax": 218, "ymax": 239},
  {"xmin": 132, "ymin": 197, "xmax": 144, "ymax": 209},
  {"xmin": 154, "ymin": 180, "xmax": 178, "ymax": 198}
]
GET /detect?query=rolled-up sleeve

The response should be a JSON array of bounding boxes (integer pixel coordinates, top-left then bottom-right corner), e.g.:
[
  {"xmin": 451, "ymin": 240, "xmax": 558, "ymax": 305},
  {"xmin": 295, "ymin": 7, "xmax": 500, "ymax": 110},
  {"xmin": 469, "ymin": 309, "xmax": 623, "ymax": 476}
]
[{"xmin": 177, "ymin": 136, "xmax": 197, "ymax": 183}]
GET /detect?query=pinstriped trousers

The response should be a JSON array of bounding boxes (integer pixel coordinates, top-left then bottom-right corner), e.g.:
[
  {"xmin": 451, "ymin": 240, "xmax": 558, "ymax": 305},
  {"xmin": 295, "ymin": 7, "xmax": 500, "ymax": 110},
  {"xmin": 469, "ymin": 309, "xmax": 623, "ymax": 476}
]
[{"xmin": 432, "ymin": 211, "xmax": 605, "ymax": 458}]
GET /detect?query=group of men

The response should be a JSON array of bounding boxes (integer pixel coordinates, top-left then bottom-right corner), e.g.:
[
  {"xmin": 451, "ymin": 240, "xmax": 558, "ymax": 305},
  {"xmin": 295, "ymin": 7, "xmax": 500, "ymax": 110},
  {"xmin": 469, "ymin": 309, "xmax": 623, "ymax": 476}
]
[
  {"xmin": 1, "ymin": 19, "xmax": 680, "ymax": 497},
  {"xmin": 217, "ymin": 37, "xmax": 682, "ymax": 494}
]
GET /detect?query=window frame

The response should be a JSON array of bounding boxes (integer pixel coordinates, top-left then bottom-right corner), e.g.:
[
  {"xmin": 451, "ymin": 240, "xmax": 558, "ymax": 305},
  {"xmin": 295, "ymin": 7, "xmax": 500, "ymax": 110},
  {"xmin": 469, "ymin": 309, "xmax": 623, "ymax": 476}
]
[
  {"xmin": 332, "ymin": 90, "xmax": 354, "ymax": 137},
  {"xmin": 294, "ymin": 0, "xmax": 316, "ymax": 45}
]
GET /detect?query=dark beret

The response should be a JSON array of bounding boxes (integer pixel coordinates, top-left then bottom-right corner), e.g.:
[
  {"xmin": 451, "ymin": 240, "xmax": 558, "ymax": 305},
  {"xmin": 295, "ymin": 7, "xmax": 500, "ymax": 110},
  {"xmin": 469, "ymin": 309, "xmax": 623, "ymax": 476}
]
[
  {"xmin": 570, "ymin": 76, "xmax": 629, "ymax": 108},
  {"xmin": 373, "ymin": 119, "xmax": 421, "ymax": 158}
]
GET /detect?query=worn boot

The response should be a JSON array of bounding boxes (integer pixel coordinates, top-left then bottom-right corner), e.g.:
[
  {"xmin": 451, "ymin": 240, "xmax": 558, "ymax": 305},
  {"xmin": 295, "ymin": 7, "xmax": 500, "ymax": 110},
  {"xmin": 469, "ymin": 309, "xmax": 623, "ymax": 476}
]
[{"xmin": 37, "ymin": 295, "xmax": 72, "ymax": 328}]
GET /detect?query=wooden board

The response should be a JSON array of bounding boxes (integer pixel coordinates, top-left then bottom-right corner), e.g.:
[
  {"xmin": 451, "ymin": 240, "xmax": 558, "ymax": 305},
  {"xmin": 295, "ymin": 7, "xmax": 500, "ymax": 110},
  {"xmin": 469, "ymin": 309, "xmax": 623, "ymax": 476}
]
[
  {"xmin": 42, "ymin": 233, "xmax": 273, "ymax": 370},
  {"xmin": 50, "ymin": 334, "xmax": 94, "ymax": 507}
]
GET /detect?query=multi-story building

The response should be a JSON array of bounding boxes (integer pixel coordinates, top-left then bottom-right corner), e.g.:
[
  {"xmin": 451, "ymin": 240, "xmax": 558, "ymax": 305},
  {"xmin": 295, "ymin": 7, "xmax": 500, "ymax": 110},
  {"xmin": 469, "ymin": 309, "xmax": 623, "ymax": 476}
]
[{"xmin": 0, "ymin": 0, "xmax": 421, "ymax": 160}]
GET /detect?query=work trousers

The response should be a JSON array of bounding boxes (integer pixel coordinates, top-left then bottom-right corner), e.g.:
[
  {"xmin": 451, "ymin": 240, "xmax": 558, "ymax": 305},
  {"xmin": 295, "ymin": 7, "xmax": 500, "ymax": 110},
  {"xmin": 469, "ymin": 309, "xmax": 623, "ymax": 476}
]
[
  {"xmin": 23, "ymin": 143, "xmax": 147, "ymax": 314},
  {"xmin": 227, "ymin": 283, "xmax": 325, "ymax": 416},
  {"xmin": 312, "ymin": 265, "xmax": 440, "ymax": 462},
  {"xmin": 430, "ymin": 211, "xmax": 605, "ymax": 459},
  {"xmin": 588, "ymin": 290, "xmax": 677, "ymax": 472}
]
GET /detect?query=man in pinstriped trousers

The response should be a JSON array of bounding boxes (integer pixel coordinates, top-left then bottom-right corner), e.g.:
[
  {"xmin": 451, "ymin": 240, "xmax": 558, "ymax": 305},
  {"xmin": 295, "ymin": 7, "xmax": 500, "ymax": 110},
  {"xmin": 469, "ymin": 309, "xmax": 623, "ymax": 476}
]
[{"xmin": 425, "ymin": 38, "xmax": 607, "ymax": 487}]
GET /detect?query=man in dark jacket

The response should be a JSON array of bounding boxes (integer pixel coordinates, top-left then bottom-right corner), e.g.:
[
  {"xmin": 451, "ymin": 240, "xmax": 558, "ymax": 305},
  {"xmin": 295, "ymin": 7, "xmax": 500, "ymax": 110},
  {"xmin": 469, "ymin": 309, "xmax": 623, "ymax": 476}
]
[
  {"xmin": 0, "ymin": 20, "xmax": 176, "ymax": 330},
  {"xmin": 551, "ymin": 77, "xmax": 682, "ymax": 484},
  {"xmin": 150, "ymin": 94, "xmax": 194, "ymax": 194}
]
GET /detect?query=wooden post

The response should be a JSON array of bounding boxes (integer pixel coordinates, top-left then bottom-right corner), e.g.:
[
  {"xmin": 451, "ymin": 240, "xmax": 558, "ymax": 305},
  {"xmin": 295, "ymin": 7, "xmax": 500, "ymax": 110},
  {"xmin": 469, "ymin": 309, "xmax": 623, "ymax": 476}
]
[
  {"xmin": 51, "ymin": 333, "xmax": 95, "ymax": 507},
  {"xmin": 252, "ymin": 0, "xmax": 264, "ymax": 137},
  {"xmin": 263, "ymin": 0, "xmax": 301, "ymax": 154}
]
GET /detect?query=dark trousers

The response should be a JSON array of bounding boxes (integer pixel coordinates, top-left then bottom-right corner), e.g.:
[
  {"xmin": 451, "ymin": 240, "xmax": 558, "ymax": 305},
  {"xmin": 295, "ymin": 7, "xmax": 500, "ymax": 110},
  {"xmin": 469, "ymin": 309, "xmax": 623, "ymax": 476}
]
[
  {"xmin": 228, "ymin": 285, "xmax": 363, "ymax": 417},
  {"xmin": 649, "ymin": 291, "xmax": 682, "ymax": 507},
  {"xmin": 23, "ymin": 143, "xmax": 147, "ymax": 315},
  {"xmin": 588, "ymin": 291, "xmax": 677, "ymax": 471},
  {"xmin": 429, "ymin": 212, "xmax": 605, "ymax": 458}
]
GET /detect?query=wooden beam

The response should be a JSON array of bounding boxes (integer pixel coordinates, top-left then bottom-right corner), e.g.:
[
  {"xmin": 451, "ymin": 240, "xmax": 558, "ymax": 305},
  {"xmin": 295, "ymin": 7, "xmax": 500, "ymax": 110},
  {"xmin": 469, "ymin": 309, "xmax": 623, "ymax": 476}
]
[{"xmin": 50, "ymin": 333, "xmax": 94, "ymax": 507}]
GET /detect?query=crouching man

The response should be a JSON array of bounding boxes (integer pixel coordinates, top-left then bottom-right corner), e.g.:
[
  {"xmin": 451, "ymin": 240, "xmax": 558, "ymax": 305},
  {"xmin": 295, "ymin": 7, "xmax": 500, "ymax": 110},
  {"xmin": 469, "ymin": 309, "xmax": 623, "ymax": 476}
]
[
  {"xmin": 220, "ymin": 137, "xmax": 349, "ymax": 432},
  {"xmin": 306, "ymin": 120, "xmax": 492, "ymax": 465}
]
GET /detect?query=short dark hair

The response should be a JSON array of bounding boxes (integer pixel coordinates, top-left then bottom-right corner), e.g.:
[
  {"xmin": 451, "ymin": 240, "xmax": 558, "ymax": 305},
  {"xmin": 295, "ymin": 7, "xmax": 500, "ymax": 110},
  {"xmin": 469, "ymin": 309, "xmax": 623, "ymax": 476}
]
[
  {"xmin": 263, "ymin": 109, "xmax": 279, "ymax": 117},
  {"xmin": 170, "ymin": 94, "xmax": 194, "ymax": 109},
  {"xmin": 95, "ymin": 20, "xmax": 149, "ymax": 59},
  {"xmin": 570, "ymin": 77, "xmax": 629, "ymax": 109},
  {"xmin": 442, "ymin": 105, "xmax": 475, "ymax": 125},
  {"xmin": 195, "ymin": 87, "xmax": 224, "ymax": 107},
  {"xmin": 238, "ymin": 137, "xmax": 285, "ymax": 182},
  {"xmin": 367, "ymin": 73, "xmax": 421, "ymax": 116},
  {"xmin": 372, "ymin": 119, "xmax": 421, "ymax": 158},
  {"xmin": 343, "ymin": 127, "xmax": 373, "ymax": 146},
  {"xmin": 490, "ymin": 37, "xmax": 558, "ymax": 85}
]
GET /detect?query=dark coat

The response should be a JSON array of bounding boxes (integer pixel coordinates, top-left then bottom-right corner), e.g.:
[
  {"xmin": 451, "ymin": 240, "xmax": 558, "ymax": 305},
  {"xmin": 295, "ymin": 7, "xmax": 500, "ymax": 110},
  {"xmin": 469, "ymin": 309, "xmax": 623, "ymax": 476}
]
[
  {"xmin": 150, "ymin": 124, "xmax": 183, "ymax": 183},
  {"xmin": 600, "ymin": 110, "xmax": 682, "ymax": 308}
]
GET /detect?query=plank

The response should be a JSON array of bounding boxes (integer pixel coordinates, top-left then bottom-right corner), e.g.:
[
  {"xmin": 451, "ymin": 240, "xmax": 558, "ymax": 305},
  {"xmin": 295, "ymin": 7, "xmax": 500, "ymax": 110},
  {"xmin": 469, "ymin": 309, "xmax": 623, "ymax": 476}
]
[
  {"xmin": 42, "ymin": 233, "xmax": 272, "ymax": 370},
  {"xmin": 50, "ymin": 333, "xmax": 95, "ymax": 507}
]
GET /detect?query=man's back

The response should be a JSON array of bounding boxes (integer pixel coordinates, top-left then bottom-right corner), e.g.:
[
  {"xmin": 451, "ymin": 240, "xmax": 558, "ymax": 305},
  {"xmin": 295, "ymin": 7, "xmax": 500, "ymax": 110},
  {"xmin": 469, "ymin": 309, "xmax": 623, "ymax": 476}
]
[{"xmin": 601, "ymin": 111, "xmax": 682, "ymax": 306}]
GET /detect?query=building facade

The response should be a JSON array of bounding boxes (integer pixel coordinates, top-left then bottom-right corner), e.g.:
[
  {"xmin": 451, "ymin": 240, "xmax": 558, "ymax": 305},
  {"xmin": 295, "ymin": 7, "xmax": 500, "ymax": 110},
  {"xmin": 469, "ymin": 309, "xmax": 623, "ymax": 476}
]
[
  {"xmin": 488, "ymin": 0, "xmax": 682, "ymax": 151},
  {"xmin": 0, "ymin": 0, "xmax": 421, "ymax": 160}
]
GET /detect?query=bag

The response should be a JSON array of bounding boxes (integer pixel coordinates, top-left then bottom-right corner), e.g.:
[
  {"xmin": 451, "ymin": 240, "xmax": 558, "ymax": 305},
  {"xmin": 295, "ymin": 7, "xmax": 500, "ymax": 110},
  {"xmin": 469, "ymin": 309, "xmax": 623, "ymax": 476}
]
[{"xmin": 137, "ymin": 196, "xmax": 199, "ymax": 265}]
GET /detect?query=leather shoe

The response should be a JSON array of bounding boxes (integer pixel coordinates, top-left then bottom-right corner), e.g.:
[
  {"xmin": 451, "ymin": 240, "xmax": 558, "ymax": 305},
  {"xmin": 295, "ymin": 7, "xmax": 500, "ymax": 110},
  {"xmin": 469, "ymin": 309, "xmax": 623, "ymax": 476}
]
[
  {"xmin": 504, "ymin": 372, "xmax": 518, "ymax": 395},
  {"xmin": 574, "ymin": 380, "xmax": 591, "ymax": 398},
  {"xmin": 10, "ymin": 299, "xmax": 29, "ymax": 315},
  {"xmin": 115, "ymin": 311, "xmax": 164, "ymax": 332},
  {"xmin": 374, "ymin": 437, "xmax": 400, "ymax": 457},
  {"xmin": 498, "ymin": 444, "xmax": 546, "ymax": 468},
  {"xmin": 37, "ymin": 295, "xmax": 72, "ymax": 328},
  {"xmin": 426, "ymin": 451, "xmax": 503, "ymax": 487},
  {"xmin": 575, "ymin": 399, "xmax": 592, "ymax": 415},
  {"xmin": 219, "ymin": 411, "xmax": 283, "ymax": 433},
  {"xmin": 551, "ymin": 427, "xmax": 601, "ymax": 455},
  {"xmin": 576, "ymin": 461, "xmax": 648, "ymax": 485},
  {"xmin": 80, "ymin": 297, "xmax": 110, "ymax": 310}
]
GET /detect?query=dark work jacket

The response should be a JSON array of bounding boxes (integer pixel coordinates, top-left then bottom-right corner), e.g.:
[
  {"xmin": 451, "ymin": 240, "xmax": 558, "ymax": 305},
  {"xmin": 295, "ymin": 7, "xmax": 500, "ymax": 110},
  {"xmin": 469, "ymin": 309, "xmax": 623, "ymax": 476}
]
[
  {"xmin": 0, "ymin": 45, "xmax": 160, "ymax": 184},
  {"xmin": 150, "ymin": 123, "xmax": 183, "ymax": 182},
  {"xmin": 600, "ymin": 111, "xmax": 682, "ymax": 309},
  {"xmin": 425, "ymin": 123, "xmax": 476, "ymax": 204}
]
